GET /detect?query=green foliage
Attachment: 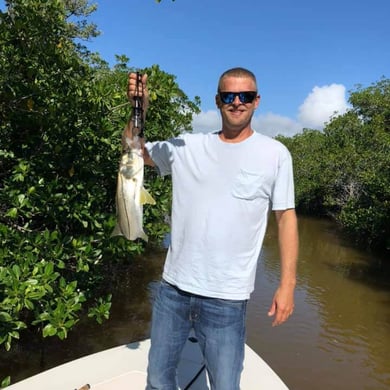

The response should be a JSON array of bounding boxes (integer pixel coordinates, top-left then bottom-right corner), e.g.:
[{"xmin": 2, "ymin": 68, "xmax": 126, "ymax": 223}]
[
  {"xmin": 278, "ymin": 79, "xmax": 390, "ymax": 252},
  {"xmin": 277, "ymin": 129, "xmax": 327, "ymax": 214},
  {"xmin": 87, "ymin": 294, "xmax": 112, "ymax": 324},
  {"xmin": 322, "ymin": 83, "xmax": 390, "ymax": 249},
  {"xmin": 1, "ymin": 376, "xmax": 10, "ymax": 389},
  {"xmin": 0, "ymin": 0, "xmax": 200, "ymax": 364}
]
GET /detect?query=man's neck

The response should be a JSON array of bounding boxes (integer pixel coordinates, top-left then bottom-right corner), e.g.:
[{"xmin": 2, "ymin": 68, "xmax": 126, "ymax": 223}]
[{"xmin": 218, "ymin": 127, "xmax": 254, "ymax": 143}]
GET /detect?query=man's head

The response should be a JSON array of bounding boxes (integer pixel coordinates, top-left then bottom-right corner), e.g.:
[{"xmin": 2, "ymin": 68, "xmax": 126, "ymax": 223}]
[
  {"xmin": 216, "ymin": 67, "xmax": 260, "ymax": 138},
  {"xmin": 217, "ymin": 67, "xmax": 258, "ymax": 93}
]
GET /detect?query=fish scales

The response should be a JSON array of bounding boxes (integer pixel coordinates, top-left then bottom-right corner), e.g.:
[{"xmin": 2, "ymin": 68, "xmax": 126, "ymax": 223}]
[{"xmin": 111, "ymin": 136, "xmax": 155, "ymax": 241}]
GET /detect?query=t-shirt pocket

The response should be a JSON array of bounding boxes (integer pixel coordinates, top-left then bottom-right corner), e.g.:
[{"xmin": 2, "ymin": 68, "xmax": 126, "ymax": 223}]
[{"xmin": 231, "ymin": 169, "xmax": 269, "ymax": 200}]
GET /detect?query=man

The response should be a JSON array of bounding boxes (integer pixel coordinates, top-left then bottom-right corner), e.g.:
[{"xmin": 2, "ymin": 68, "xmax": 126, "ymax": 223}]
[{"xmin": 125, "ymin": 67, "xmax": 298, "ymax": 390}]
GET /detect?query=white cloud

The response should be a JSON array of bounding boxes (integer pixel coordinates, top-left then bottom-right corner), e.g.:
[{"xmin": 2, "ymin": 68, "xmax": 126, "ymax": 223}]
[
  {"xmin": 191, "ymin": 110, "xmax": 301, "ymax": 136},
  {"xmin": 191, "ymin": 110, "xmax": 221, "ymax": 133},
  {"xmin": 191, "ymin": 84, "xmax": 350, "ymax": 137},
  {"xmin": 252, "ymin": 113, "xmax": 302, "ymax": 137},
  {"xmin": 298, "ymin": 84, "xmax": 349, "ymax": 129}
]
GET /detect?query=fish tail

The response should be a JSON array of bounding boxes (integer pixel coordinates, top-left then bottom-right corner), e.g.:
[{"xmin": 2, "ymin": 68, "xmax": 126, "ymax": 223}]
[
  {"xmin": 140, "ymin": 231, "xmax": 149, "ymax": 242},
  {"xmin": 111, "ymin": 223, "xmax": 149, "ymax": 242}
]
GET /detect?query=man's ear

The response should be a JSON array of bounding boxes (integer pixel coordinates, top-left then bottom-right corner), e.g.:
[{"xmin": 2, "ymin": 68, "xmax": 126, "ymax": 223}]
[
  {"xmin": 215, "ymin": 94, "xmax": 223, "ymax": 109},
  {"xmin": 255, "ymin": 94, "xmax": 261, "ymax": 109}
]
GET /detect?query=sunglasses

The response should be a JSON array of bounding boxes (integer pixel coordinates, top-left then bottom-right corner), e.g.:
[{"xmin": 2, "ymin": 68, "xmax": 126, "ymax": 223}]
[{"xmin": 219, "ymin": 91, "xmax": 258, "ymax": 104}]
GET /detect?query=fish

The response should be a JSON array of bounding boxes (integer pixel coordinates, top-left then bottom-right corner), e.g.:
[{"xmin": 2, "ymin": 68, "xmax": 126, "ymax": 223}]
[{"xmin": 111, "ymin": 135, "xmax": 156, "ymax": 241}]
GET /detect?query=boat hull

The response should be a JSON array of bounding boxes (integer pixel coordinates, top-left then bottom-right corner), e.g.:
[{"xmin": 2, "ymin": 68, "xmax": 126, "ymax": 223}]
[{"xmin": 7, "ymin": 338, "xmax": 289, "ymax": 389}]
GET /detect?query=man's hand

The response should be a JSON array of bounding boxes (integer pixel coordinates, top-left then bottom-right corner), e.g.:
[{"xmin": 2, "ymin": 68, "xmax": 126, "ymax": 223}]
[
  {"xmin": 127, "ymin": 72, "xmax": 149, "ymax": 109},
  {"xmin": 123, "ymin": 72, "xmax": 154, "ymax": 167},
  {"xmin": 268, "ymin": 284, "xmax": 295, "ymax": 326}
]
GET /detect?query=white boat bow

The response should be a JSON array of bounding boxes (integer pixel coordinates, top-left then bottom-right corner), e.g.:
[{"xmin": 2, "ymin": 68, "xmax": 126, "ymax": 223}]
[{"xmin": 6, "ymin": 337, "xmax": 289, "ymax": 389}]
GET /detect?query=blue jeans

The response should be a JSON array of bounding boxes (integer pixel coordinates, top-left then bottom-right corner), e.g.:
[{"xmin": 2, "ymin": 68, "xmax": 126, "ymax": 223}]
[{"xmin": 146, "ymin": 280, "xmax": 247, "ymax": 390}]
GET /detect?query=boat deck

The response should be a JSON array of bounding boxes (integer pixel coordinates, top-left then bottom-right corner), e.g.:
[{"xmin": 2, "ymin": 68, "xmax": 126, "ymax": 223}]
[{"xmin": 7, "ymin": 338, "xmax": 289, "ymax": 390}]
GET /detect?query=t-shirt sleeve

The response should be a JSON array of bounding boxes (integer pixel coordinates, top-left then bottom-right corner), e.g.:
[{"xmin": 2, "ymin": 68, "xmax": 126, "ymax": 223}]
[
  {"xmin": 145, "ymin": 135, "xmax": 187, "ymax": 176},
  {"xmin": 271, "ymin": 146, "xmax": 295, "ymax": 210},
  {"xmin": 145, "ymin": 140, "xmax": 175, "ymax": 176}
]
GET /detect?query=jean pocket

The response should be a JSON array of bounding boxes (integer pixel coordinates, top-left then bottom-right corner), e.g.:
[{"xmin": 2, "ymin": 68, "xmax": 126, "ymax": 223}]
[
  {"xmin": 206, "ymin": 298, "xmax": 248, "ymax": 326},
  {"xmin": 231, "ymin": 169, "xmax": 266, "ymax": 200}
]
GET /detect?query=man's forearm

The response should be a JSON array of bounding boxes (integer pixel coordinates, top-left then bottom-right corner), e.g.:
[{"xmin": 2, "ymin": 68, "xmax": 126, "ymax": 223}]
[{"xmin": 275, "ymin": 209, "xmax": 298, "ymax": 288}]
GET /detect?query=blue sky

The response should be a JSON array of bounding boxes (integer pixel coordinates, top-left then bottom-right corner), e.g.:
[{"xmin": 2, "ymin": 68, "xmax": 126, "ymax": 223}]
[{"xmin": 2, "ymin": 0, "xmax": 389, "ymax": 136}]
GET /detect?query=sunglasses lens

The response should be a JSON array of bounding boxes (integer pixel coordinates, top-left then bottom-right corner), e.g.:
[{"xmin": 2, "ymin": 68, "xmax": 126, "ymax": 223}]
[
  {"xmin": 240, "ymin": 92, "xmax": 257, "ymax": 103},
  {"xmin": 219, "ymin": 92, "xmax": 257, "ymax": 104},
  {"xmin": 220, "ymin": 92, "xmax": 234, "ymax": 104}
]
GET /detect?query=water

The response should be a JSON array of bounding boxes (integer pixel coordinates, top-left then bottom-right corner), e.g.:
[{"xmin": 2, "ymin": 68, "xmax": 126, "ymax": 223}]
[
  {"xmin": 1, "ymin": 216, "xmax": 389, "ymax": 389},
  {"xmin": 246, "ymin": 216, "xmax": 390, "ymax": 390}
]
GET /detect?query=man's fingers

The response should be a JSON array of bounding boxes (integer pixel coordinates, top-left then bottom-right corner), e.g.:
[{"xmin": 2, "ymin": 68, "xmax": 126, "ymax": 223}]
[
  {"xmin": 271, "ymin": 306, "xmax": 294, "ymax": 327},
  {"xmin": 127, "ymin": 73, "xmax": 148, "ymax": 101}
]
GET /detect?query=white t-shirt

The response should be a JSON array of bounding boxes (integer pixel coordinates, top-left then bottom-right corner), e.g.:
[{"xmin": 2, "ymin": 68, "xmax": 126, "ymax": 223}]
[{"xmin": 146, "ymin": 131, "xmax": 295, "ymax": 300}]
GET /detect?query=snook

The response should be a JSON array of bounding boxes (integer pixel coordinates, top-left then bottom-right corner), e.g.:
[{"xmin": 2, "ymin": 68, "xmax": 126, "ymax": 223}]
[{"xmin": 111, "ymin": 136, "xmax": 155, "ymax": 241}]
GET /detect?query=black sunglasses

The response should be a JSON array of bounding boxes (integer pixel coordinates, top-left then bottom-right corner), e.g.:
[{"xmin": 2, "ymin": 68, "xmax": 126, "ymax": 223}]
[{"xmin": 219, "ymin": 91, "xmax": 258, "ymax": 104}]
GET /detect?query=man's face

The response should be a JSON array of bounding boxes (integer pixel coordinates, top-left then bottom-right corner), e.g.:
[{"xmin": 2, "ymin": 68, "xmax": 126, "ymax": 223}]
[{"xmin": 216, "ymin": 76, "xmax": 260, "ymax": 134}]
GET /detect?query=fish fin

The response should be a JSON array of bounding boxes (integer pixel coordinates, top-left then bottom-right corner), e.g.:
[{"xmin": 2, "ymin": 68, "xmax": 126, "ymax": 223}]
[
  {"xmin": 140, "ymin": 187, "xmax": 156, "ymax": 205},
  {"xmin": 111, "ymin": 223, "xmax": 123, "ymax": 238}
]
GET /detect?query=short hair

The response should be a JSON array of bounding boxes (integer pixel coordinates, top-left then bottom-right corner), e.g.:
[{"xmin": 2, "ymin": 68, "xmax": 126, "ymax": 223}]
[{"xmin": 217, "ymin": 67, "xmax": 257, "ymax": 92}]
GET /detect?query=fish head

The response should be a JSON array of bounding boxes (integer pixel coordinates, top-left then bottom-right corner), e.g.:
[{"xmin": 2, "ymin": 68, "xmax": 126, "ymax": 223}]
[{"xmin": 119, "ymin": 150, "xmax": 143, "ymax": 179}]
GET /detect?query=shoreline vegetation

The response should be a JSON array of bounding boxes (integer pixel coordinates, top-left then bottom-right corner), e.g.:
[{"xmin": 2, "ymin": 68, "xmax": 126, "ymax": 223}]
[
  {"xmin": 276, "ymin": 81, "xmax": 389, "ymax": 255},
  {"xmin": 0, "ymin": 1, "xmax": 388, "ymax": 387}
]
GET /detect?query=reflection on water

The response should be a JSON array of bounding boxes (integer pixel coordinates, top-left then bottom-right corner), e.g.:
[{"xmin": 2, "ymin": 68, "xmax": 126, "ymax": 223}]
[
  {"xmin": 247, "ymin": 216, "xmax": 390, "ymax": 390},
  {"xmin": 1, "ymin": 216, "xmax": 389, "ymax": 389}
]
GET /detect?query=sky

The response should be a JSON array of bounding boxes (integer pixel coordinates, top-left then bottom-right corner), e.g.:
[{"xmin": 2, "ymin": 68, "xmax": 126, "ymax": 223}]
[{"xmin": 2, "ymin": 0, "xmax": 389, "ymax": 137}]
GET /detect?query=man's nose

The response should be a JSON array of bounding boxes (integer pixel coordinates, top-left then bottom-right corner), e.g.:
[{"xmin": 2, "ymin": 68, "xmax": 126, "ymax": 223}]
[{"xmin": 232, "ymin": 95, "xmax": 242, "ymax": 105}]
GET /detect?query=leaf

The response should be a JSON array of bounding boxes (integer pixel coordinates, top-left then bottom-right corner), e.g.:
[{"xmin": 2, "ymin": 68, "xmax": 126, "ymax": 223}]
[
  {"xmin": 42, "ymin": 324, "xmax": 57, "ymax": 337},
  {"xmin": 11, "ymin": 264, "xmax": 21, "ymax": 279},
  {"xmin": 44, "ymin": 262, "xmax": 54, "ymax": 277},
  {"xmin": 0, "ymin": 312, "xmax": 13, "ymax": 322},
  {"xmin": 6, "ymin": 208, "xmax": 18, "ymax": 218},
  {"xmin": 27, "ymin": 98, "xmax": 34, "ymax": 110},
  {"xmin": 1, "ymin": 376, "xmax": 11, "ymax": 388}
]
